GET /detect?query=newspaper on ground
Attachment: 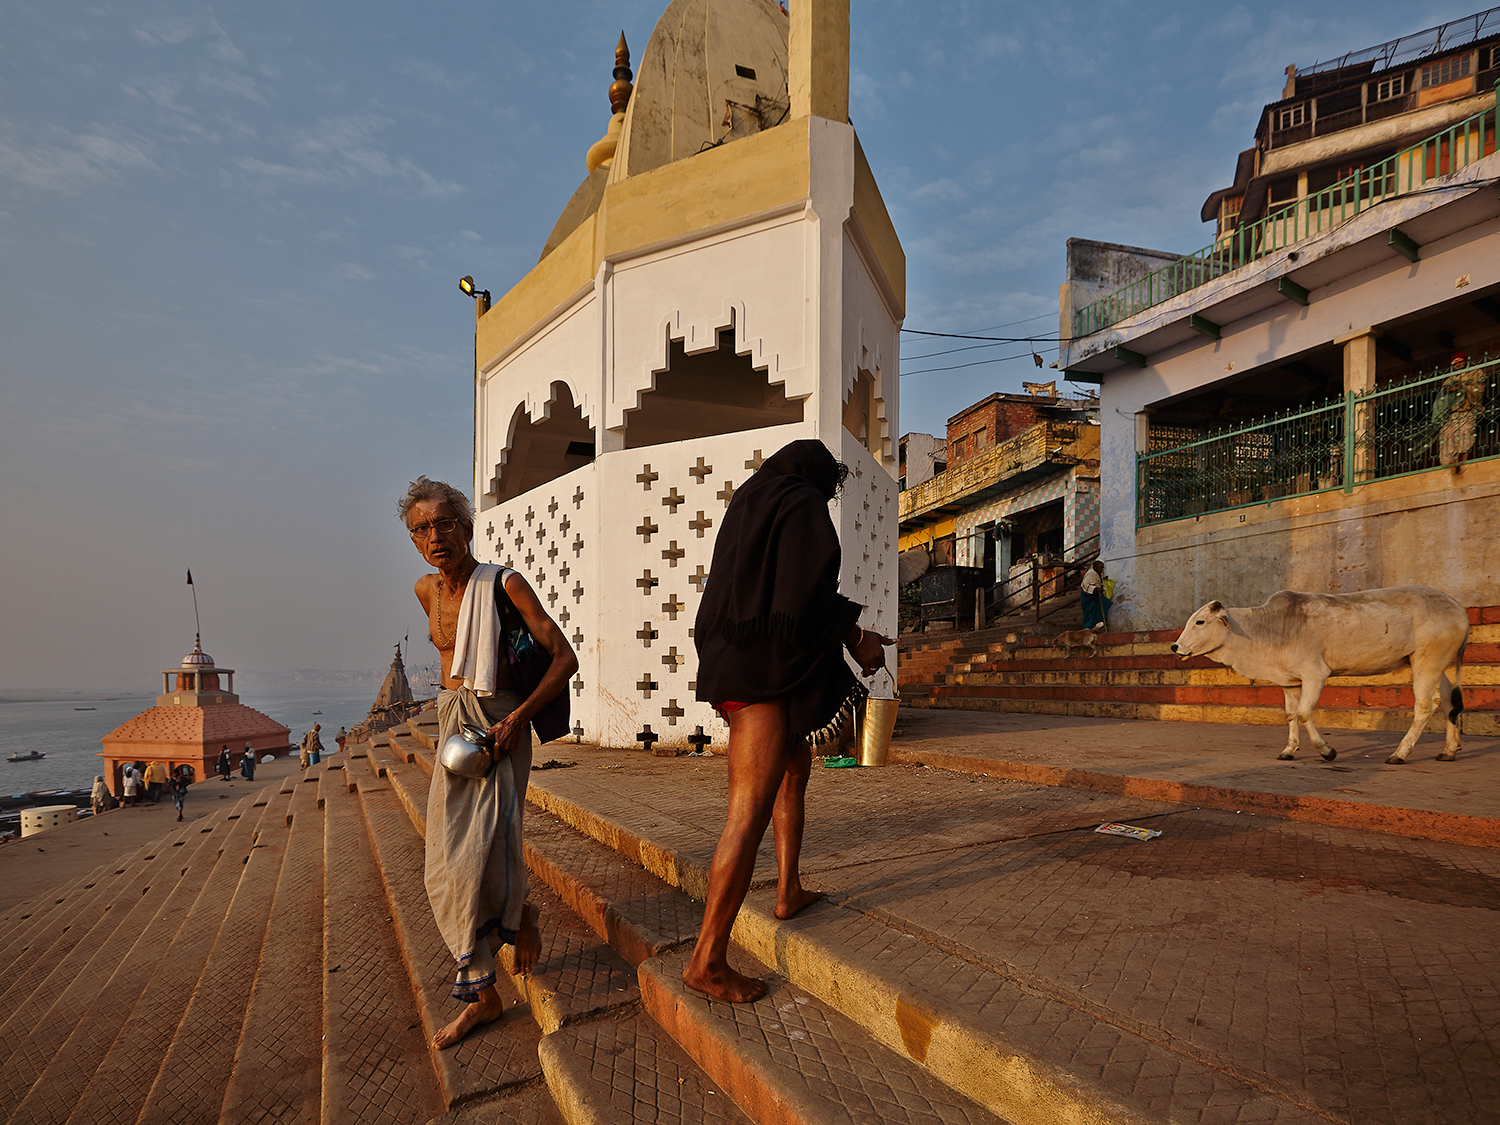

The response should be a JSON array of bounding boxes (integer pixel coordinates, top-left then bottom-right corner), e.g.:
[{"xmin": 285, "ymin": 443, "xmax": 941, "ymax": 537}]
[{"xmin": 1095, "ymin": 822, "xmax": 1162, "ymax": 841}]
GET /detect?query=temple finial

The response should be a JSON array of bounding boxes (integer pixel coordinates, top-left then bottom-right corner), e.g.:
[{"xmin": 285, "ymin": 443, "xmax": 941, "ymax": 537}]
[
  {"xmin": 609, "ymin": 33, "xmax": 634, "ymax": 116},
  {"xmin": 588, "ymin": 33, "xmax": 634, "ymax": 173}
]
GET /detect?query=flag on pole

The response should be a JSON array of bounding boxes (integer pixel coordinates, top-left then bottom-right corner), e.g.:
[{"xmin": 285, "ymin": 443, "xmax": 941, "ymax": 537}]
[{"xmin": 187, "ymin": 570, "xmax": 194, "ymax": 585}]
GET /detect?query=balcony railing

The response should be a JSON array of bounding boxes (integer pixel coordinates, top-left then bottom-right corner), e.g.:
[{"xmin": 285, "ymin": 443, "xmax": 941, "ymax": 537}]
[
  {"xmin": 1137, "ymin": 354, "xmax": 1499, "ymax": 526},
  {"xmin": 1074, "ymin": 82, "xmax": 1500, "ymax": 340}
]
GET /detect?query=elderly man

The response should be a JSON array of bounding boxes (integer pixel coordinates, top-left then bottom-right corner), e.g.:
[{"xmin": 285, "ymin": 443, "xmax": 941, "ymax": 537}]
[
  {"xmin": 686, "ymin": 440, "xmax": 892, "ymax": 1002},
  {"xmin": 400, "ymin": 475, "xmax": 577, "ymax": 1049},
  {"xmin": 301, "ymin": 724, "xmax": 324, "ymax": 766}
]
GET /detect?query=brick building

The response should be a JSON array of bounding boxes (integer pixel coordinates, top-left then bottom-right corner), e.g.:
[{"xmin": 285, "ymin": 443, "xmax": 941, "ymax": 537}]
[{"xmin": 945, "ymin": 390, "xmax": 1067, "ymax": 468}]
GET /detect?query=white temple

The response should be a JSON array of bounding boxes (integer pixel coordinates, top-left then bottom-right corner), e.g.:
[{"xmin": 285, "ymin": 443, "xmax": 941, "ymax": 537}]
[{"xmin": 470, "ymin": 0, "xmax": 903, "ymax": 746}]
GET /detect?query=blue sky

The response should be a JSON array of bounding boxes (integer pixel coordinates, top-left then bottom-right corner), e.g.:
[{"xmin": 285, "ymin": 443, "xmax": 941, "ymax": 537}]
[{"xmin": 0, "ymin": 0, "xmax": 1462, "ymax": 686}]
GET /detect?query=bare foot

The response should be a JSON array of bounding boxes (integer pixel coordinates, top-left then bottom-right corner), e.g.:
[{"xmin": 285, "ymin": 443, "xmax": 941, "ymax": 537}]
[
  {"xmin": 512, "ymin": 901, "xmax": 541, "ymax": 976},
  {"xmin": 682, "ymin": 960, "xmax": 768, "ymax": 1003},
  {"xmin": 775, "ymin": 887, "xmax": 823, "ymax": 920},
  {"xmin": 431, "ymin": 987, "xmax": 504, "ymax": 1049}
]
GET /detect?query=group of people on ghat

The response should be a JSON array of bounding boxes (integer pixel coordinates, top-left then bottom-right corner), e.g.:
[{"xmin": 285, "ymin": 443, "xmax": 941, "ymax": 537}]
[
  {"xmin": 401, "ymin": 437, "xmax": 893, "ymax": 1048},
  {"xmin": 91, "ymin": 761, "xmax": 194, "ymax": 821}
]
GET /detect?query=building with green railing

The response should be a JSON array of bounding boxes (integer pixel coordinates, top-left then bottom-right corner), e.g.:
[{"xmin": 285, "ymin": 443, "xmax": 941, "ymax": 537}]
[{"xmin": 1055, "ymin": 10, "xmax": 1500, "ymax": 632}]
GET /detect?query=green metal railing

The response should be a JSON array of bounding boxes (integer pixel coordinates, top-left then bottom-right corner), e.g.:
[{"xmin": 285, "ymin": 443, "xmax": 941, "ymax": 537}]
[
  {"xmin": 1076, "ymin": 82, "xmax": 1500, "ymax": 339},
  {"xmin": 1137, "ymin": 354, "xmax": 1500, "ymax": 526}
]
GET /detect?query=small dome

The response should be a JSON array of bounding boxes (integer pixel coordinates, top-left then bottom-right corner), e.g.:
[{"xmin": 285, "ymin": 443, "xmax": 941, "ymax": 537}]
[{"xmin": 181, "ymin": 636, "xmax": 214, "ymax": 667}]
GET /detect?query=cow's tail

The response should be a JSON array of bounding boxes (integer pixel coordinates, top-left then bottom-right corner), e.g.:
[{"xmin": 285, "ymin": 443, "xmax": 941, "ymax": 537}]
[{"xmin": 1450, "ymin": 630, "xmax": 1467, "ymax": 724}]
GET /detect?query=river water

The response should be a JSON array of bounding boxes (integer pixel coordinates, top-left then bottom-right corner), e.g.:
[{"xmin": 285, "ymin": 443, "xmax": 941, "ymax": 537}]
[{"xmin": 0, "ymin": 686, "xmax": 385, "ymax": 796}]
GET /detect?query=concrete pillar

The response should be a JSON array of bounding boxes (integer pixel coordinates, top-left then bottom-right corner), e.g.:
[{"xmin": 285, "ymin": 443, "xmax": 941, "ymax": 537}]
[
  {"xmin": 1339, "ymin": 329, "xmax": 1379, "ymax": 484},
  {"xmin": 1340, "ymin": 329, "xmax": 1378, "ymax": 394},
  {"xmin": 790, "ymin": 0, "xmax": 849, "ymax": 122}
]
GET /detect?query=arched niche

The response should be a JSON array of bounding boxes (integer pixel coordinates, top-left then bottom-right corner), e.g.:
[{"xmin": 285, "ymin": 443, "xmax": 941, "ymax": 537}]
[
  {"xmin": 623, "ymin": 325, "xmax": 803, "ymax": 449},
  {"xmin": 843, "ymin": 367, "xmax": 881, "ymax": 456},
  {"xmin": 488, "ymin": 382, "xmax": 594, "ymax": 505}
]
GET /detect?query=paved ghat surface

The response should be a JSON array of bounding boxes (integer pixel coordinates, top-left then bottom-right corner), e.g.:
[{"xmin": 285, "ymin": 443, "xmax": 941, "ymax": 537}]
[{"xmin": 526, "ymin": 710, "xmax": 1500, "ymax": 1125}]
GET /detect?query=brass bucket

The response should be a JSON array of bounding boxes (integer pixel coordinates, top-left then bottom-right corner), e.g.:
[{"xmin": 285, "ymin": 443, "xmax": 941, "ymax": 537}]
[{"xmin": 858, "ymin": 667, "xmax": 899, "ymax": 768}]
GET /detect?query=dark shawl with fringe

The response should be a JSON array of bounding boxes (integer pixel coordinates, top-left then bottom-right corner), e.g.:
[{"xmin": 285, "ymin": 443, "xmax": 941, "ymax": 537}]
[{"xmin": 694, "ymin": 439, "xmax": 865, "ymax": 744}]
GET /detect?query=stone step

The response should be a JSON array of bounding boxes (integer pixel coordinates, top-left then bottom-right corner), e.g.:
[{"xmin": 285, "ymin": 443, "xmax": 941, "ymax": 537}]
[
  {"xmin": 390, "ymin": 729, "xmax": 436, "ymax": 779},
  {"xmin": 64, "ymin": 794, "xmax": 286, "ymax": 1125},
  {"xmin": 0, "ymin": 844, "xmax": 160, "ymax": 1009},
  {"xmin": 500, "ymin": 879, "xmax": 639, "ymax": 1035},
  {"xmin": 395, "ymin": 744, "xmax": 734, "ymax": 1124},
  {"xmin": 915, "ymin": 661, "xmax": 1500, "ymax": 689},
  {"xmin": 638, "ymin": 949, "xmax": 1009, "ymax": 1125},
  {"xmin": 523, "ymin": 770, "xmax": 1327, "ymax": 1125},
  {"xmin": 524, "ymin": 811, "xmax": 702, "ymax": 969},
  {"xmin": 540, "ymin": 1009, "xmax": 754, "ymax": 1125},
  {"xmin": 900, "ymin": 691, "xmax": 1500, "ymax": 737},
  {"xmin": 375, "ymin": 745, "xmax": 431, "ymax": 838},
  {"xmin": 218, "ymin": 769, "xmax": 329, "ymax": 1123},
  {"xmin": 134, "ymin": 787, "xmax": 302, "ymax": 1125},
  {"xmin": 408, "ymin": 711, "xmax": 440, "ymax": 752},
  {"xmin": 0, "ymin": 829, "xmax": 196, "ymax": 1103},
  {"xmin": 321, "ymin": 761, "xmax": 445, "ymax": 1124},
  {"xmin": 5, "ymin": 817, "xmax": 230, "ymax": 1125},
  {"xmin": 0, "ymin": 866, "xmax": 109, "ymax": 978},
  {"xmin": 354, "ymin": 775, "xmax": 544, "ymax": 1109}
]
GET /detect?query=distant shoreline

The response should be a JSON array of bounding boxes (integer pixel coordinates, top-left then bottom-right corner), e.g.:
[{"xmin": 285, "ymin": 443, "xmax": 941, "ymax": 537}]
[{"xmin": 0, "ymin": 691, "xmax": 151, "ymax": 705}]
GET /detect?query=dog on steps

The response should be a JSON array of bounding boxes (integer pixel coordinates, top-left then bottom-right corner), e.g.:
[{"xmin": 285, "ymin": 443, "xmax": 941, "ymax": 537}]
[{"xmin": 1054, "ymin": 623, "xmax": 1105, "ymax": 658}]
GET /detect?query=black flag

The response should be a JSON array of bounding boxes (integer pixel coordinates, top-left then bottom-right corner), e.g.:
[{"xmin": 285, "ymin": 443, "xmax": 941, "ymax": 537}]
[{"xmin": 187, "ymin": 570, "xmax": 194, "ymax": 585}]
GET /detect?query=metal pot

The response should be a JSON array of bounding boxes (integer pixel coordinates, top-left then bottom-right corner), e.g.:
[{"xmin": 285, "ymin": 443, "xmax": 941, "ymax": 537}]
[{"xmin": 439, "ymin": 723, "xmax": 495, "ymax": 779}]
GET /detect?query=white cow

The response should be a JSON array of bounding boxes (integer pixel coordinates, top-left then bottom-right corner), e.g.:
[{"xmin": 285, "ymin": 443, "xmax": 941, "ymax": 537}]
[{"xmin": 1170, "ymin": 586, "xmax": 1469, "ymax": 764}]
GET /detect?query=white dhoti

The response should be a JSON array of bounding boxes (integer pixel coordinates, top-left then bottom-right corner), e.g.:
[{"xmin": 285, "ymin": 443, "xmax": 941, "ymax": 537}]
[{"xmin": 425, "ymin": 686, "xmax": 532, "ymax": 1001}]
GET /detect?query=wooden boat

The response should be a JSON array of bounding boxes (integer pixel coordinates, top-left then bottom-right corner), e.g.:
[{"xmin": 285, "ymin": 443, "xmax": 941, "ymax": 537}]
[{"xmin": 7, "ymin": 752, "xmax": 45, "ymax": 762}]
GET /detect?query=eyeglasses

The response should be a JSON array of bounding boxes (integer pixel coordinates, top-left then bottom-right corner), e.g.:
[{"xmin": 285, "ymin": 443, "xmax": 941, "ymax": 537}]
[{"xmin": 408, "ymin": 518, "xmax": 461, "ymax": 540}]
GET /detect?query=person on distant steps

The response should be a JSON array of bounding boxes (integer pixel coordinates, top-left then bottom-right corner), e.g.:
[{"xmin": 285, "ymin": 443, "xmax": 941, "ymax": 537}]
[
  {"xmin": 145, "ymin": 760, "xmax": 168, "ymax": 804},
  {"xmin": 171, "ymin": 765, "xmax": 191, "ymax": 821},
  {"xmin": 122, "ymin": 763, "xmax": 141, "ymax": 807},
  {"xmin": 301, "ymin": 724, "xmax": 324, "ymax": 766},
  {"xmin": 217, "ymin": 745, "xmax": 232, "ymax": 781},
  {"xmin": 240, "ymin": 744, "xmax": 255, "ymax": 781},
  {"xmin": 685, "ymin": 440, "xmax": 892, "ymax": 1003},
  {"xmin": 1080, "ymin": 561, "xmax": 1112, "ymax": 630},
  {"xmin": 336, "ymin": 726, "xmax": 347, "ymax": 755},
  {"xmin": 91, "ymin": 775, "xmax": 109, "ymax": 817},
  {"xmin": 399, "ymin": 475, "xmax": 575, "ymax": 1050}
]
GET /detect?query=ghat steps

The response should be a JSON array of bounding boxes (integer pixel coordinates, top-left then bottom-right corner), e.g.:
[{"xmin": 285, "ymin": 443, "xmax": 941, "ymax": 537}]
[
  {"xmin": 0, "ymin": 712, "xmax": 1008, "ymax": 1125},
  {"xmin": 899, "ymin": 606, "xmax": 1500, "ymax": 739}
]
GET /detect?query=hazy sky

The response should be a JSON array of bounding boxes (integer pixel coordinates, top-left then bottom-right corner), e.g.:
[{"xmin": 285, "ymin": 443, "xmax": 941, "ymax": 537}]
[{"xmin": 1, "ymin": 0, "xmax": 1457, "ymax": 687}]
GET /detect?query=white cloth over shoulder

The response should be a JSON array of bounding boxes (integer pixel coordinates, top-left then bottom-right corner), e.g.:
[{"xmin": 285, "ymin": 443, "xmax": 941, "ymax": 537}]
[{"xmin": 449, "ymin": 563, "xmax": 515, "ymax": 697}]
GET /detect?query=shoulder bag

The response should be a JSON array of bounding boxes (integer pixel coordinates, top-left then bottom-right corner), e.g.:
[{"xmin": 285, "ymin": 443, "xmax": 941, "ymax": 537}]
[{"xmin": 495, "ymin": 572, "xmax": 572, "ymax": 743}]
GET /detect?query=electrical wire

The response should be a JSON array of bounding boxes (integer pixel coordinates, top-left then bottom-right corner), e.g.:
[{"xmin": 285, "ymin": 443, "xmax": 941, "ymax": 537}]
[
  {"xmin": 900, "ymin": 349, "xmax": 1044, "ymax": 377},
  {"xmin": 902, "ymin": 328, "xmax": 1061, "ymax": 342},
  {"xmin": 903, "ymin": 339, "xmax": 1028, "ymax": 361}
]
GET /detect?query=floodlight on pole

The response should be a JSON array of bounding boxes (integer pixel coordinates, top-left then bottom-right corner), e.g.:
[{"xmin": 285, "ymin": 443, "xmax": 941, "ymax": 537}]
[{"xmin": 459, "ymin": 275, "xmax": 490, "ymax": 303}]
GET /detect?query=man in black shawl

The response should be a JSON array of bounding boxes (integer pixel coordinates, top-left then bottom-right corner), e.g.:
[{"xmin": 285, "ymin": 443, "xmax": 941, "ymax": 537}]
[{"xmin": 686, "ymin": 439, "xmax": 892, "ymax": 1002}]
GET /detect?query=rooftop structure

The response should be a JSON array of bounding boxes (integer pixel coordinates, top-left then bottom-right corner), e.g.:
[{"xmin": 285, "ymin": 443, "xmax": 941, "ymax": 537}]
[{"xmin": 1064, "ymin": 9, "xmax": 1500, "ymax": 344}]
